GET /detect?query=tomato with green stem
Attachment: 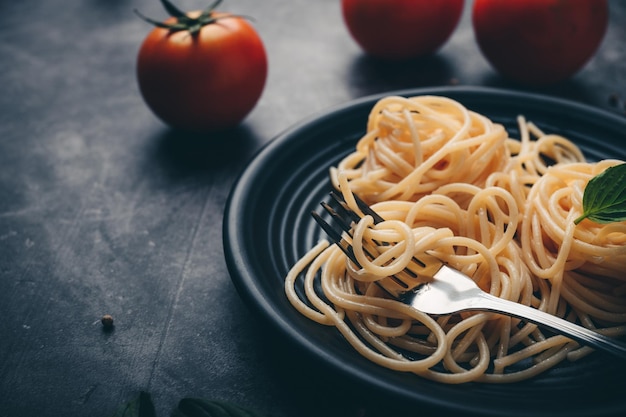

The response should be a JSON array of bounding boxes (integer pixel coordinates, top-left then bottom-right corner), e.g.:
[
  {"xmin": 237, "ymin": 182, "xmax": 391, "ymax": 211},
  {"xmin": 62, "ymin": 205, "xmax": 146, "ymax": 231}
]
[{"xmin": 135, "ymin": 0, "xmax": 267, "ymax": 132}]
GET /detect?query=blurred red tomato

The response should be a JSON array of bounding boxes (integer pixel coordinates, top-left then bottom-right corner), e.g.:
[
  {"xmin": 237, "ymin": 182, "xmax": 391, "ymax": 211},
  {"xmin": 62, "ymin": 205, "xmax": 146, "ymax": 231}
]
[
  {"xmin": 341, "ymin": 0, "xmax": 465, "ymax": 60},
  {"xmin": 472, "ymin": 0, "xmax": 608, "ymax": 85}
]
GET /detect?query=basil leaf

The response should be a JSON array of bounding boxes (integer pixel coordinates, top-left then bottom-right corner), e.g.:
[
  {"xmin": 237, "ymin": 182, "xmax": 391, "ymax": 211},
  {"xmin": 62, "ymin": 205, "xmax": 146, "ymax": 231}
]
[
  {"xmin": 172, "ymin": 398, "xmax": 268, "ymax": 417},
  {"xmin": 574, "ymin": 163, "xmax": 626, "ymax": 225},
  {"xmin": 110, "ymin": 391, "xmax": 156, "ymax": 417}
]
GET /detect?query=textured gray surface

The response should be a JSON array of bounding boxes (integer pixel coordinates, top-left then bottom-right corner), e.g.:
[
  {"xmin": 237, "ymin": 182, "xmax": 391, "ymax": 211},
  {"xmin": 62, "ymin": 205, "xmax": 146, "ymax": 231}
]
[{"xmin": 0, "ymin": 1, "xmax": 625, "ymax": 416}]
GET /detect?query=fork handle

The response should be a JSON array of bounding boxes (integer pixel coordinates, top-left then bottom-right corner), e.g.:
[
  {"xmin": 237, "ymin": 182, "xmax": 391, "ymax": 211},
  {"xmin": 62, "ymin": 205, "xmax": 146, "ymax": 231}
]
[{"xmin": 477, "ymin": 292, "xmax": 626, "ymax": 360}]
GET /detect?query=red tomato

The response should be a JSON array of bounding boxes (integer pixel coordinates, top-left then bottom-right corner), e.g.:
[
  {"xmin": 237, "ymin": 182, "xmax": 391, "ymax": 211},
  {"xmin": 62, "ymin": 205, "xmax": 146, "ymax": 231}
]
[
  {"xmin": 472, "ymin": 0, "xmax": 608, "ymax": 85},
  {"xmin": 341, "ymin": 0, "xmax": 465, "ymax": 60},
  {"xmin": 136, "ymin": 10, "xmax": 267, "ymax": 132}
]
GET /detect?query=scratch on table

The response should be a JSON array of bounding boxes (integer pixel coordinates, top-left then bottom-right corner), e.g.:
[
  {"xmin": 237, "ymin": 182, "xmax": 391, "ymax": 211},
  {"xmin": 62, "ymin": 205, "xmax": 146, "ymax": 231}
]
[
  {"xmin": 0, "ymin": 230, "xmax": 17, "ymax": 240},
  {"xmin": 75, "ymin": 384, "xmax": 99, "ymax": 404},
  {"xmin": 146, "ymin": 185, "xmax": 213, "ymax": 388}
]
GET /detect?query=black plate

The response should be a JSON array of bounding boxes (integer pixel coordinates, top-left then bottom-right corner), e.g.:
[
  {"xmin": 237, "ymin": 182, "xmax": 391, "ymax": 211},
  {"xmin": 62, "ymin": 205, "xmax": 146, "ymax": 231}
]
[{"xmin": 223, "ymin": 87, "xmax": 626, "ymax": 417}]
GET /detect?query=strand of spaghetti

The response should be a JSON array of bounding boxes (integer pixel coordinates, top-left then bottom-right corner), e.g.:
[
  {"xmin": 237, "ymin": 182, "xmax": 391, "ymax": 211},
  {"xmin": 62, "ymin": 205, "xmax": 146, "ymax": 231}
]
[
  {"xmin": 352, "ymin": 216, "xmax": 415, "ymax": 277},
  {"xmin": 387, "ymin": 335, "xmax": 440, "ymax": 356},
  {"xmin": 421, "ymin": 333, "xmax": 491, "ymax": 384},
  {"xmin": 284, "ymin": 240, "xmax": 335, "ymax": 324},
  {"xmin": 443, "ymin": 314, "xmax": 492, "ymax": 375},
  {"xmin": 361, "ymin": 312, "xmax": 413, "ymax": 338},
  {"xmin": 567, "ymin": 325, "xmax": 626, "ymax": 361},
  {"xmin": 560, "ymin": 279, "xmax": 626, "ymax": 322},
  {"xmin": 344, "ymin": 309, "xmax": 409, "ymax": 361},
  {"xmin": 466, "ymin": 186, "xmax": 519, "ymax": 256},
  {"xmin": 375, "ymin": 138, "xmax": 415, "ymax": 178},
  {"xmin": 449, "ymin": 313, "xmax": 491, "ymax": 360},
  {"xmin": 522, "ymin": 177, "xmax": 576, "ymax": 279},
  {"xmin": 565, "ymin": 272, "xmax": 626, "ymax": 313},
  {"xmin": 404, "ymin": 194, "xmax": 465, "ymax": 229},
  {"xmin": 486, "ymin": 348, "xmax": 572, "ymax": 383},
  {"xmin": 404, "ymin": 108, "xmax": 423, "ymax": 166},
  {"xmin": 492, "ymin": 335, "xmax": 574, "ymax": 371}
]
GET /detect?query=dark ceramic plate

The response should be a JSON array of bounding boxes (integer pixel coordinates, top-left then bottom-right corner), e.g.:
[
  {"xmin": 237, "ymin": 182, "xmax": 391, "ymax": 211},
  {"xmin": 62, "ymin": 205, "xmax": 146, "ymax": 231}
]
[{"xmin": 223, "ymin": 87, "xmax": 626, "ymax": 417}]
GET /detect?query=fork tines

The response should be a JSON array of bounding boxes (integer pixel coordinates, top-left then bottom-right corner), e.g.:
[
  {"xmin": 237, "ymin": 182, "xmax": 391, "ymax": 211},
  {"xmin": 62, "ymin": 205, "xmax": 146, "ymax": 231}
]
[{"xmin": 311, "ymin": 191, "xmax": 441, "ymax": 298}]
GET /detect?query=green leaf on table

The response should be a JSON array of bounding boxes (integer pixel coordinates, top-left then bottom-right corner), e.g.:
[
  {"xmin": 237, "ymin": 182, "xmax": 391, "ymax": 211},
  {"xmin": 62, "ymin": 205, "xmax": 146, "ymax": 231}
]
[
  {"xmin": 171, "ymin": 397, "xmax": 269, "ymax": 417},
  {"xmin": 574, "ymin": 163, "xmax": 626, "ymax": 225},
  {"xmin": 110, "ymin": 391, "xmax": 156, "ymax": 417}
]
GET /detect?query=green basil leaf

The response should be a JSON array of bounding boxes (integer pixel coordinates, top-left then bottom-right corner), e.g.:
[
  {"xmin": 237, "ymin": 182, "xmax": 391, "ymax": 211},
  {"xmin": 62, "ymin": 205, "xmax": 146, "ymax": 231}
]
[
  {"xmin": 172, "ymin": 398, "xmax": 268, "ymax": 417},
  {"xmin": 110, "ymin": 391, "xmax": 156, "ymax": 417},
  {"xmin": 574, "ymin": 163, "xmax": 626, "ymax": 224}
]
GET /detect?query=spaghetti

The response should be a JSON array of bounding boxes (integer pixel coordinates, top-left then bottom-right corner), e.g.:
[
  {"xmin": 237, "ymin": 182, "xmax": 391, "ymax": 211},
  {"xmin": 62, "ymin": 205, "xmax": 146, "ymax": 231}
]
[{"xmin": 285, "ymin": 95, "xmax": 626, "ymax": 383}]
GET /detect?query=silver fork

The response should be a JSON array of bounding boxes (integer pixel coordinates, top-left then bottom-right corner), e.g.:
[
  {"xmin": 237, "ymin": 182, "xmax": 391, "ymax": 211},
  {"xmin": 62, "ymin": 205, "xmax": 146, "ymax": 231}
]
[{"xmin": 312, "ymin": 191, "xmax": 626, "ymax": 360}]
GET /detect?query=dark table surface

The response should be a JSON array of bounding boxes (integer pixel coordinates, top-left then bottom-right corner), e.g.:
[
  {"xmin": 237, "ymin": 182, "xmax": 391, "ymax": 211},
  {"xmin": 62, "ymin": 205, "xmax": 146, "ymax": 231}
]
[{"xmin": 1, "ymin": 1, "xmax": 625, "ymax": 417}]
